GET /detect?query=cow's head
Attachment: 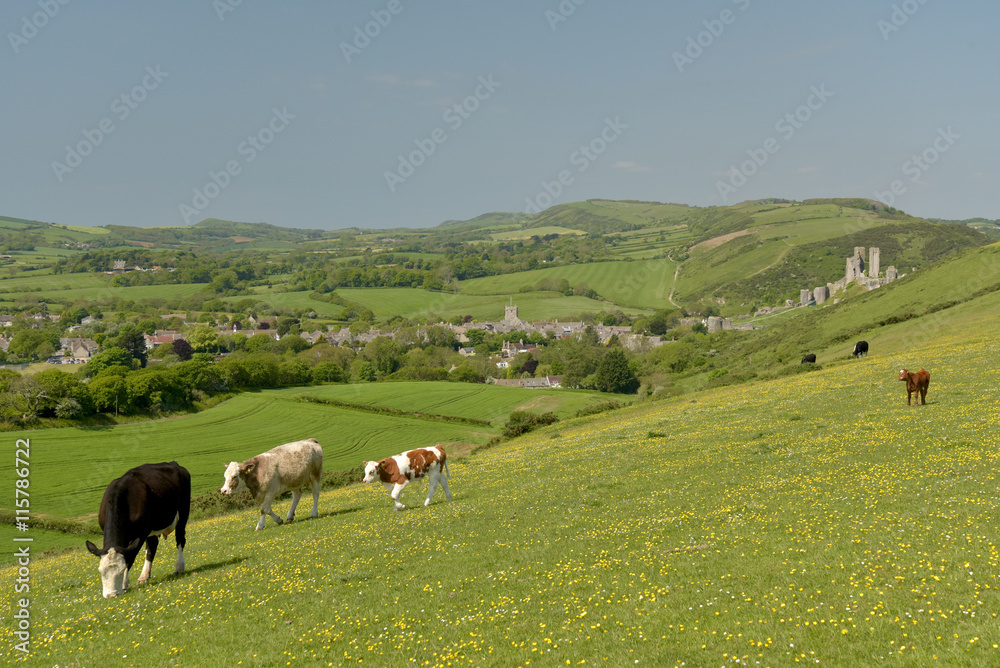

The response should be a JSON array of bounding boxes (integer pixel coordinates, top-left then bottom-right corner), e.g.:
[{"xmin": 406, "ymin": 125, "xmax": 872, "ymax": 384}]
[
  {"xmin": 898, "ymin": 369, "xmax": 908, "ymax": 380},
  {"xmin": 221, "ymin": 461, "xmax": 254, "ymax": 495},
  {"xmin": 86, "ymin": 538, "xmax": 142, "ymax": 598},
  {"xmin": 361, "ymin": 460, "xmax": 380, "ymax": 483}
]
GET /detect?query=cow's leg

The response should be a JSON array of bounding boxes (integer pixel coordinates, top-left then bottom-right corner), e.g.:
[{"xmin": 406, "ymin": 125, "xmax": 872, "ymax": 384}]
[
  {"xmin": 424, "ymin": 473, "xmax": 439, "ymax": 507},
  {"xmin": 286, "ymin": 488, "xmax": 303, "ymax": 523},
  {"xmin": 174, "ymin": 519, "xmax": 186, "ymax": 575},
  {"xmin": 257, "ymin": 491, "xmax": 283, "ymax": 530},
  {"xmin": 439, "ymin": 472, "xmax": 453, "ymax": 501},
  {"xmin": 310, "ymin": 475, "xmax": 321, "ymax": 519},
  {"xmin": 390, "ymin": 480, "xmax": 409, "ymax": 511},
  {"xmin": 138, "ymin": 536, "xmax": 159, "ymax": 585}
]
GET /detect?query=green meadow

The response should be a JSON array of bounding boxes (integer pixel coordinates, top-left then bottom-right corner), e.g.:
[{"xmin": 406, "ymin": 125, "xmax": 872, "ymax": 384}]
[
  {"xmin": 0, "ymin": 383, "xmax": 608, "ymax": 538},
  {"xmin": 460, "ymin": 259, "xmax": 675, "ymax": 309},
  {"xmin": 330, "ymin": 288, "xmax": 642, "ymax": 321},
  {"xmin": 2, "ymin": 300, "xmax": 998, "ymax": 665}
]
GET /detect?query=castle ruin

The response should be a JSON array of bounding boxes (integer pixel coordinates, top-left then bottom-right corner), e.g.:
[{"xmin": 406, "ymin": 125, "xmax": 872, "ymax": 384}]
[{"xmin": 798, "ymin": 245, "xmax": 901, "ymax": 306}]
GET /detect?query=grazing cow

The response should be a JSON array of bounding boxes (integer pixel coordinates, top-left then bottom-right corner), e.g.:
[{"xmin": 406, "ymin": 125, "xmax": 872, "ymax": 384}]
[
  {"xmin": 898, "ymin": 368, "xmax": 930, "ymax": 406},
  {"xmin": 853, "ymin": 341, "xmax": 869, "ymax": 358},
  {"xmin": 221, "ymin": 438, "xmax": 323, "ymax": 531},
  {"xmin": 85, "ymin": 462, "xmax": 190, "ymax": 599},
  {"xmin": 362, "ymin": 445, "xmax": 451, "ymax": 511},
  {"xmin": 801, "ymin": 353, "xmax": 816, "ymax": 364}
]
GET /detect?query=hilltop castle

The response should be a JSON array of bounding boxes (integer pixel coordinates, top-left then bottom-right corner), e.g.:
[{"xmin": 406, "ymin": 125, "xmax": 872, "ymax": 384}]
[{"xmin": 799, "ymin": 246, "xmax": 900, "ymax": 306}]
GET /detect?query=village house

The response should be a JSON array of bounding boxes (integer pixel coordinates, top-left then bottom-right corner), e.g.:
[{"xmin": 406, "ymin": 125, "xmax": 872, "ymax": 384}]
[{"xmin": 143, "ymin": 331, "xmax": 186, "ymax": 350}]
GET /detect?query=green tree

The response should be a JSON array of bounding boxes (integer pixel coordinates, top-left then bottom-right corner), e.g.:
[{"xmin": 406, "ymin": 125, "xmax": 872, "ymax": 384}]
[
  {"xmin": 312, "ymin": 362, "xmax": 343, "ymax": 383},
  {"xmin": 8, "ymin": 330, "xmax": 51, "ymax": 360},
  {"xmin": 593, "ymin": 347, "xmax": 640, "ymax": 394},
  {"xmin": 363, "ymin": 337, "xmax": 403, "ymax": 378},
  {"xmin": 90, "ymin": 375, "xmax": 131, "ymax": 415},
  {"xmin": 112, "ymin": 329, "xmax": 148, "ymax": 368},
  {"xmin": 83, "ymin": 347, "xmax": 135, "ymax": 378},
  {"xmin": 188, "ymin": 325, "xmax": 219, "ymax": 352}
]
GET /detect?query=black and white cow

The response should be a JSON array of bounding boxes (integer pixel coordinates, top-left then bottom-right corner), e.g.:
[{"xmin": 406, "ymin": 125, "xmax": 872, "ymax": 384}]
[
  {"xmin": 801, "ymin": 354, "xmax": 817, "ymax": 364},
  {"xmin": 853, "ymin": 341, "xmax": 869, "ymax": 358},
  {"xmin": 86, "ymin": 462, "xmax": 190, "ymax": 598}
]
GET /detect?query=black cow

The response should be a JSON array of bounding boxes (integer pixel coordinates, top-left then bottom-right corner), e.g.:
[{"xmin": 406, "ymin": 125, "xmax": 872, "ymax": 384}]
[
  {"xmin": 801, "ymin": 354, "xmax": 816, "ymax": 364},
  {"xmin": 86, "ymin": 462, "xmax": 190, "ymax": 598},
  {"xmin": 853, "ymin": 341, "xmax": 869, "ymax": 358}
]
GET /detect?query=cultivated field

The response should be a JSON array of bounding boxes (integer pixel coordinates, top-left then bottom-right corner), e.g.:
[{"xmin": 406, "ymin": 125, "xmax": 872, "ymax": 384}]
[
  {"xmin": 0, "ymin": 383, "xmax": 608, "ymax": 547},
  {"xmin": 2, "ymin": 312, "xmax": 998, "ymax": 665},
  {"xmin": 460, "ymin": 259, "xmax": 675, "ymax": 309}
]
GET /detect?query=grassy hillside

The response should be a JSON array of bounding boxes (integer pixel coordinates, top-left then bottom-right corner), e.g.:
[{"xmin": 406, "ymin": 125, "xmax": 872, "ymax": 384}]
[
  {"xmin": 711, "ymin": 241, "xmax": 1000, "ymax": 381},
  {"xmin": 673, "ymin": 203, "xmax": 988, "ymax": 311},
  {"xmin": 0, "ymin": 383, "xmax": 608, "ymax": 531},
  {"xmin": 461, "ymin": 259, "xmax": 675, "ymax": 309},
  {"xmin": 2, "ymin": 300, "xmax": 998, "ymax": 664}
]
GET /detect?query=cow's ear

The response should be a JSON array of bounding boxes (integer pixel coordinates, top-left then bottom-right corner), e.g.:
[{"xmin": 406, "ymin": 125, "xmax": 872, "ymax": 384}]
[
  {"xmin": 86, "ymin": 540, "xmax": 104, "ymax": 557},
  {"xmin": 243, "ymin": 461, "xmax": 256, "ymax": 474},
  {"xmin": 126, "ymin": 536, "xmax": 144, "ymax": 553}
]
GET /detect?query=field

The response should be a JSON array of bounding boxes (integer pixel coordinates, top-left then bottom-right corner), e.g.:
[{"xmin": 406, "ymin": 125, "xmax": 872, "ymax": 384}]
[
  {"xmin": 2, "ymin": 300, "xmax": 999, "ymax": 664},
  {"xmin": 275, "ymin": 382, "xmax": 613, "ymax": 423},
  {"xmin": 460, "ymin": 259, "xmax": 675, "ymax": 310},
  {"xmin": 328, "ymin": 288, "xmax": 647, "ymax": 320},
  {"xmin": 0, "ymin": 382, "xmax": 608, "ymax": 541}
]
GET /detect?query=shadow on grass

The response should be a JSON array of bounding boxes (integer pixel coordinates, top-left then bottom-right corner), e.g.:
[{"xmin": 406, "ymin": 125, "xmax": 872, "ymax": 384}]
[{"xmin": 174, "ymin": 556, "xmax": 249, "ymax": 579}]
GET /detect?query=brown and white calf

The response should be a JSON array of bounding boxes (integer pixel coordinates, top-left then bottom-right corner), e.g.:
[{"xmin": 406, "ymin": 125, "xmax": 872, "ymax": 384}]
[
  {"xmin": 221, "ymin": 438, "xmax": 323, "ymax": 530},
  {"xmin": 362, "ymin": 445, "xmax": 451, "ymax": 511}
]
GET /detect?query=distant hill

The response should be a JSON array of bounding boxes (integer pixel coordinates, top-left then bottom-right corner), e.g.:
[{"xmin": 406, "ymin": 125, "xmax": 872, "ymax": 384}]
[{"xmin": 672, "ymin": 201, "xmax": 988, "ymax": 310}]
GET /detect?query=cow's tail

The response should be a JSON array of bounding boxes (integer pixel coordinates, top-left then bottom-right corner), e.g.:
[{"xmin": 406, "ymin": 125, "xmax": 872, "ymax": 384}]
[{"xmin": 442, "ymin": 455, "xmax": 450, "ymax": 479}]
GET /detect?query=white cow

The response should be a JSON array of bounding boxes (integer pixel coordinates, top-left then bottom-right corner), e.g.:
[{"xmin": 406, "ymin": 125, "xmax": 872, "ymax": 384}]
[
  {"xmin": 362, "ymin": 445, "xmax": 451, "ymax": 511},
  {"xmin": 221, "ymin": 438, "xmax": 323, "ymax": 530}
]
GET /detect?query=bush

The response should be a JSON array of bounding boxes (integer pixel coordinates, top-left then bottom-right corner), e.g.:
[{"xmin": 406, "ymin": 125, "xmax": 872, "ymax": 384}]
[{"xmin": 502, "ymin": 410, "xmax": 558, "ymax": 439}]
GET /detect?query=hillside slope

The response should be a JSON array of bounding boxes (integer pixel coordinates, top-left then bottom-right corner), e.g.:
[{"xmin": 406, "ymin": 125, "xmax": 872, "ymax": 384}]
[
  {"xmin": 710, "ymin": 241, "xmax": 1000, "ymax": 381},
  {"xmin": 674, "ymin": 202, "xmax": 987, "ymax": 311},
  {"xmin": 3, "ymin": 289, "xmax": 998, "ymax": 665}
]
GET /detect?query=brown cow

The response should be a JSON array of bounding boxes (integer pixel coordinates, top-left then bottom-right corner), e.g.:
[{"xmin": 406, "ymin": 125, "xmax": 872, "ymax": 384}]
[{"xmin": 898, "ymin": 368, "xmax": 930, "ymax": 406}]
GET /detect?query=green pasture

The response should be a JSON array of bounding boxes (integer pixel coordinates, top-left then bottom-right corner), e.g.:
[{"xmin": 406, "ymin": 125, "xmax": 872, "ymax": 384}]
[
  {"xmin": 0, "ymin": 389, "xmax": 500, "ymax": 528},
  {"xmin": 32, "ymin": 282, "xmax": 205, "ymax": 307},
  {"xmin": 676, "ymin": 239, "xmax": 790, "ymax": 300},
  {"xmin": 56, "ymin": 224, "xmax": 111, "ymax": 235},
  {"xmin": 0, "ymin": 273, "xmax": 109, "ymax": 294},
  {"xmin": 275, "ymin": 382, "xmax": 613, "ymax": 423},
  {"xmin": 490, "ymin": 226, "xmax": 586, "ymax": 240},
  {"xmin": 3, "ymin": 300, "xmax": 999, "ymax": 664},
  {"xmin": 328, "ymin": 288, "xmax": 644, "ymax": 320},
  {"xmin": 460, "ymin": 259, "xmax": 675, "ymax": 309}
]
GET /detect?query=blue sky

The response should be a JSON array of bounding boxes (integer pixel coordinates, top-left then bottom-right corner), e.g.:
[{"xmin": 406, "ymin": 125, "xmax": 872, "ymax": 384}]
[{"xmin": 2, "ymin": 1, "xmax": 997, "ymax": 230}]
